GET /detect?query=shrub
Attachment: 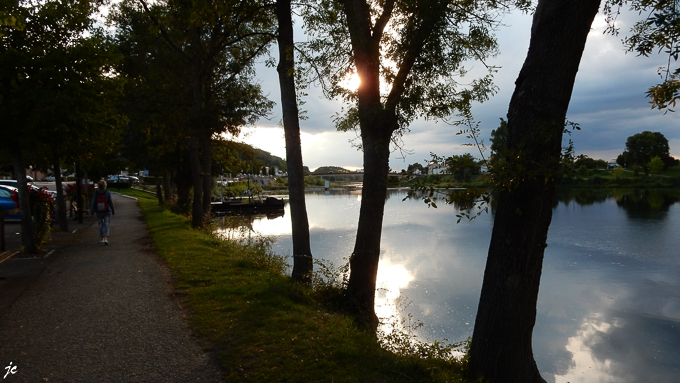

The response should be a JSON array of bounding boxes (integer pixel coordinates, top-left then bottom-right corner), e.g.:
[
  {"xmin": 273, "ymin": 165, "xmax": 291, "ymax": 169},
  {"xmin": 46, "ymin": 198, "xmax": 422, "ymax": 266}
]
[{"xmin": 11, "ymin": 187, "xmax": 55, "ymax": 249}]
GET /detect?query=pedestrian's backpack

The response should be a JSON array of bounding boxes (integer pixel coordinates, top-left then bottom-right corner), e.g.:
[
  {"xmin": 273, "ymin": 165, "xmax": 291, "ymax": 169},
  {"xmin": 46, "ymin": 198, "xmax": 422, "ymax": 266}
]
[{"xmin": 97, "ymin": 192, "xmax": 108, "ymax": 211}]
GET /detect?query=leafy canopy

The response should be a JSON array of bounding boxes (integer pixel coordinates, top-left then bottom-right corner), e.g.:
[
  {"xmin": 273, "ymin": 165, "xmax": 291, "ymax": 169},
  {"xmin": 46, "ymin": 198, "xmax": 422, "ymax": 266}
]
[{"xmin": 302, "ymin": 0, "xmax": 532, "ymax": 135}]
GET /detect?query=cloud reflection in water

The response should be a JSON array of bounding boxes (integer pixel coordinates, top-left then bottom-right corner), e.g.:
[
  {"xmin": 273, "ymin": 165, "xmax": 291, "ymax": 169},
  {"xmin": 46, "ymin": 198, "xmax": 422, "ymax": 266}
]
[{"xmin": 215, "ymin": 190, "xmax": 680, "ymax": 383}]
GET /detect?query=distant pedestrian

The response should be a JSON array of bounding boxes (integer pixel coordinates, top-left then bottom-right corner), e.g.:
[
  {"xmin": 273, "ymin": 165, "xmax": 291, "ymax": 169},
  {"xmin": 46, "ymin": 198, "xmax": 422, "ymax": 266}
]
[{"xmin": 89, "ymin": 180, "xmax": 115, "ymax": 245}]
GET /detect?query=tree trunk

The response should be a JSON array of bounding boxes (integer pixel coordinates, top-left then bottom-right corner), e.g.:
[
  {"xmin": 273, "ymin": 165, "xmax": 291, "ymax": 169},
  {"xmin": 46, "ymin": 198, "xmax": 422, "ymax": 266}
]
[
  {"xmin": 53, "ymin": 155, "xmax": 68, "ymax": 231},
  {"xmin": 163, "ymin": 171, "xmax": 174, "ymax": 203},
  {"xmin": 176, "ymin": 171, "xmax": 192, "ymax": 214},
  {"xmin": 189, "ymin": 57, "xmax": 205, "ymax": 228},
  {"xmin": 201, "ymin": 131, "xmax": 213, "ymax": 217},
  {"xmin": 75, "ymin": 163, "xmax": 83, "ymax": 224},
  {"xmin": 155, "ymin": 175, "xmax": 164, "ymax": 206},
  {"xmin": 346, "ymin": 127, "xmax": 392, "ymax": 327},
  {"xmin": 276, "ymin": 0, "xmax": 313, "ymax": 283},
  {"xmin": 10, "ymin": 147, "xmax": 37, "ymax": 254},
  {"xmin": 469, "ymin": 1, "xmax": 601, "ymax": 382}
]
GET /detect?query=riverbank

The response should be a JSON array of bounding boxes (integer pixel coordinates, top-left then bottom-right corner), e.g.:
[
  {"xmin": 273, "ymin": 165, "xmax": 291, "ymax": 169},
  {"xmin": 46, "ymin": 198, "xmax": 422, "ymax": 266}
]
[{"xmin": 123, "ymin": 189, "xmax": 468, "ymax": 382}]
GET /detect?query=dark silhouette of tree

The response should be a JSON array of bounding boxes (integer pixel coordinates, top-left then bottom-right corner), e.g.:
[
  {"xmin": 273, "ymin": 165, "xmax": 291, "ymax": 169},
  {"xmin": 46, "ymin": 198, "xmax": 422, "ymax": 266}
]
[
  {"xmin": 468, "ymin": 0, "xmax": 601, "ymax": 381},
  {"xmin": 134, "ymin": 0, "xmax": 274, "ymax": 228},
  {"xmin": 1, "ymin": 0, "xmax": 123, "ymax": 251},
  {"xmin": 305, "ymin": 0, "xmax": 527, "ymax": 327},
  {"xmin": 275, "ymin": 0, "xmax": 313, "ymax": 283}
]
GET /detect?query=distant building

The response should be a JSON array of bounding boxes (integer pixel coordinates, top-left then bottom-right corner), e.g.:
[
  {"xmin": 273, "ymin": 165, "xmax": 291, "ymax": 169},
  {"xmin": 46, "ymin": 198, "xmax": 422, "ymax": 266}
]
[{"xmin": 428, "ymin": 161, "xmax": 445, "ymax": 175}]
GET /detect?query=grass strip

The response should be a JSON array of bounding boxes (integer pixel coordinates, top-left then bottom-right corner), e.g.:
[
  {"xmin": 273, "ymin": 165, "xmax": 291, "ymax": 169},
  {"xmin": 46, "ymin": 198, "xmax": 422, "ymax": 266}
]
[{"xmin": 125, "ymin": 191, "xmax": 468, "ymax": 382}]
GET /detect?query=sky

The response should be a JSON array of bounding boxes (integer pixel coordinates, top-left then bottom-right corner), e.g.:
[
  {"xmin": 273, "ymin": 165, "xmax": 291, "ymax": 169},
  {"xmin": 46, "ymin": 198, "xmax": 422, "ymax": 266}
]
[{"xmin": 239, "ymin": 8, "xmax": 680, "ymax": 172}]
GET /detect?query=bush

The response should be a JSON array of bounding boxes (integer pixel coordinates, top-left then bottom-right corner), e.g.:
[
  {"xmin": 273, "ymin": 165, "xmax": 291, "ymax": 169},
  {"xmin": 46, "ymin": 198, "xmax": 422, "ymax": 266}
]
[{"xmin": 11, "ymin": 187, "xmax": 55, "ymax": 249}]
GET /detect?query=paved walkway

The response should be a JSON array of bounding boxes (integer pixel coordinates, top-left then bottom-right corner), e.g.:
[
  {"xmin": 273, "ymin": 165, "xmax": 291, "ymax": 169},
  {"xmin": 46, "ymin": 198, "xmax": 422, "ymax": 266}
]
[{"xmin": 0, "ymin": 193, "xmax": 222, "ymax": 382}]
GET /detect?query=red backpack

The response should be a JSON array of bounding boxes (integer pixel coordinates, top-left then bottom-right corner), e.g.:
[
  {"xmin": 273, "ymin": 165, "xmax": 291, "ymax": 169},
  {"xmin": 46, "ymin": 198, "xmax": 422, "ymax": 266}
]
[{"xmin": 96, "ymin": 192, "xmax": 108, "ymax": 211}]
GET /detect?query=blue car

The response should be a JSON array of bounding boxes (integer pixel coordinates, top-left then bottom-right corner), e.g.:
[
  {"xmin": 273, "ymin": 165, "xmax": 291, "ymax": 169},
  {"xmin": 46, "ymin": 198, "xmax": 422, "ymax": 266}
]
[{"xmin": 0, "ymin": 185, "xmax": 21, "ymax": 221}]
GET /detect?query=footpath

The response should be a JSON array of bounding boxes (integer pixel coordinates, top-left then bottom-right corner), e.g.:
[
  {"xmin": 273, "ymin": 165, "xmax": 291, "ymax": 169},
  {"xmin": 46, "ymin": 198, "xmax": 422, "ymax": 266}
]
[{"xmin": 0, "ymin": 193, "xmax": 222, "ymax": 382}]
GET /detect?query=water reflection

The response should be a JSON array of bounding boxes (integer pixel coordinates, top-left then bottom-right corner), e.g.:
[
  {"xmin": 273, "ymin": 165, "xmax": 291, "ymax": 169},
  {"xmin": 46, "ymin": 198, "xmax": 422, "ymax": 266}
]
[{"xmin": 214, "ymin": 189, "xmax": 680, "ymax": 383}]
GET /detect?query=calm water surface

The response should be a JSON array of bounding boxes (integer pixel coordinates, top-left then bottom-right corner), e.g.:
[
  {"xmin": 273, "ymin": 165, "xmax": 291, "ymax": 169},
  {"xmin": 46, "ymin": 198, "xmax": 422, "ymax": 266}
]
[{"xmin": 217, "ymin": 189, "xmax": 680, "ymax": 383}]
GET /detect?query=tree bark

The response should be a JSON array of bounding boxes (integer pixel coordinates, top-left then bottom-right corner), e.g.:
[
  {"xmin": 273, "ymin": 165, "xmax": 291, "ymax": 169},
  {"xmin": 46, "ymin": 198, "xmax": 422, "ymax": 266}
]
[
  {"xmin": 346, "ymin": 127, "xmax": 392, "ymax": 327},
  {"xmin": 468, "ymin": 1, "xmax": 601, "ymax": 382},
  {"xmin": 53, "ymin": 155, "xmax": 68, "ymax": 231},
  {"xmin": 10, "ymin": 147, "xmax": 37, "ymax": 254},
  {"xmin": 74, "ymin": 163, "xmax": 83, "ymax": 224},
  {"xmin": 155, "ymin": 175, "xmax": 164, "ymax": 206},
  {"xmin": 201, "ymin": 131, "xmax": 213, "ymax": 217},
  {"xmin": 163, "ymin": 170, "xmax": 174, "ymax": 203},
  {"xmin": 276, "ymin": 0, "xmax": 313, "ymax": 283},
  {"xmin": 340, "ymin": 0, "xmax": 398, "ymax": 327},
  {"xmin": 189, "ymin": 55, "xmax": 205, "ymax": 228}
]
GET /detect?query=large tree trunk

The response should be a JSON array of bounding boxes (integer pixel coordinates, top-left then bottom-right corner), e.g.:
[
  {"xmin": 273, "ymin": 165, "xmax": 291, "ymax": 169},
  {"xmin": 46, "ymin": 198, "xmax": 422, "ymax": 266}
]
[
  {"xmin": 341, "ymin": 0, "xmax": 396, "ymax": 328},
  {"xmin": 163, "ymin": 170, "xmax": 174, "ymax": 203},
  {"xmin": 53, "ymin": 154, "xmax": 68, "ymax": 231},
  {"xmin": 201, "ymin": 131, "xmax": 213, "ymax": 217},
  {"xmin": 10, "ymin": 147, "xmax": 37, "ymax": 254},
  {"xmin": 346, "ymin": 126, "xmax": 392, "ymax": 327},
  {"xmin": 276, "ymin": 0, "xmax": 313, "ymax": 283},
  {"xmin": 155, "ymin": 175, "xmax": 164, "ymax": 206},
  {"xmin": 468, "ymin": 1, "xmax": 601, "ymax": 382},
  {"xmin": 74, "ymin": 163, "xmax": 84, "ymax": 224},
  {"xmin": 189, "ymin": 55, "xmax": 205, "ymax": 228}
]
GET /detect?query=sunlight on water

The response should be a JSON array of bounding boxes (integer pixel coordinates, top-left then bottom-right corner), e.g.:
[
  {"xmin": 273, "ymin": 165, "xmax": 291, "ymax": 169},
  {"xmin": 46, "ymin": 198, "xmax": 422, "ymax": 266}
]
[{"xmin": 375, "ymin": 255, "xmax": 415, "ymax": 334}]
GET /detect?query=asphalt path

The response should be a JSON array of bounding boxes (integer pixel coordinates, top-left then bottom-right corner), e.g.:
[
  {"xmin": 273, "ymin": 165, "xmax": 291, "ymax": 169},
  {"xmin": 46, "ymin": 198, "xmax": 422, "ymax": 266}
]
[{"xmin": 0, "ymin": 193, "xmax": 222, "ymax": 382}]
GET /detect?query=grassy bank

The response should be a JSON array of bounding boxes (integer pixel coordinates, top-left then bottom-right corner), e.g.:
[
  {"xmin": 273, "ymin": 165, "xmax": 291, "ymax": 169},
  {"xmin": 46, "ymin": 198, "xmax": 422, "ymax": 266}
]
[{"xmin": 120, "ymin": 189, "xmax": 468, "ymax": 382}]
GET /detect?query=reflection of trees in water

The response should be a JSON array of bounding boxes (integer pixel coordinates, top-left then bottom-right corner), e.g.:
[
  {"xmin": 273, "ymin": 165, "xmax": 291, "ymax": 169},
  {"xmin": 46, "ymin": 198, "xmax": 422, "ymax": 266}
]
[
  {"xmin": 555, "ymin": 189, "xmax": 610, "ymax": 207},
  {"xmin": 614, "ymin": 189, "xmax": 680, "ymax": 219},
  {"xmin": 214, "ymin": 212, "xmax": 284, "ymax": 241},
  {"xmin": 398, "ymin": 188, "xmax": 489, "ymax": 213},
  {"xmin": 553, "ymin": 189, "xmax": 680, "ymax": 220},
  {"xmin": 405, "ymin": 188, "xmax": 680, "ymax": 219}
]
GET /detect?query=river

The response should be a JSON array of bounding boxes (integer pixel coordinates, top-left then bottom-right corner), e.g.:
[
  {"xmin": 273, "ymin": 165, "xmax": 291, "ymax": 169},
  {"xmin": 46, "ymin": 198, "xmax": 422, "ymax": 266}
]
[{"xmin": 216, "ymin": 189, "xmax": 680, "ymax": 383}]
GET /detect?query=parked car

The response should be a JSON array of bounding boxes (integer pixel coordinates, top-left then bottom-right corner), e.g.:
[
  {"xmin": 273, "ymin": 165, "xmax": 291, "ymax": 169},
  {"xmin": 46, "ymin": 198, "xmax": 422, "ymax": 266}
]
[
  {"xmin": 107, "ymin": 175, "xmax": 130, "ymax": 183},
  {"xmin": 0, "ymin": 185, "xmax": 21, "ymax": 221},
  {"xmin": 0, "ymin": 180, "xmax": 57, "ymax": 200},
  {"xmin": 45, "ymin": 174, "xmax": 56, "ymax": 182},
  {"xmin": 127, "ymin": 175, "xmax": 140, "ymax": 184}
]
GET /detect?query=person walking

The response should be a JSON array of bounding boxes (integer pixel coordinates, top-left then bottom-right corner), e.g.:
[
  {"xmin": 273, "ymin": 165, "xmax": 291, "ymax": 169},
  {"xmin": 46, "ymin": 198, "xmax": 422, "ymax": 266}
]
[{"xmin": 89, "ymin": 179, "xmax": 115, "ymax": 245}]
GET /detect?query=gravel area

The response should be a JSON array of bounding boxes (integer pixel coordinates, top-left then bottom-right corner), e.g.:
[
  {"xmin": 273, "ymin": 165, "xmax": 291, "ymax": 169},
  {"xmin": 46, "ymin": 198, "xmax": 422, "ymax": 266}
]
[{"xmin": 0, "ymin": 193, "xmax": 222, "ymax": 382}]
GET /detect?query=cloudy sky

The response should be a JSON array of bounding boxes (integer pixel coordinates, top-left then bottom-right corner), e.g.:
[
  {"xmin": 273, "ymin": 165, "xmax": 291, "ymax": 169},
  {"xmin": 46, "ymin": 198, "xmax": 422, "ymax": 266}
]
[{"xmin": 240, "ymin": 8, "xmax": 680, "ymax": 172}]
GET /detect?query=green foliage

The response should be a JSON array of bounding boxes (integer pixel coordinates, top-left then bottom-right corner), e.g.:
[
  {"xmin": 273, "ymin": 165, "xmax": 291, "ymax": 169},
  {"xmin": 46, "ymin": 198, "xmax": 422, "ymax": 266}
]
[
  {"xmin": 313, "ymin": 166, "xmax": 353, "ymax": 174},
  {"xmin": 489, "ymin": 118, "xmax": 508, "ymax": 167},
  {"xmin": 301, "ymin": 0, "xmax": 529, "ymax": 136},
  {"xmin": 648, "ymin": 155, "xmax": 665, "ymax": 174},
  {"xmin": 218, "ymin": 181, "xmax": 264, "ymax": 198},
  {"xmin": 445, "ymin": 154, "xmax": 479, "ymax": 181},
  {"xmin": 613, "ymin": 165, "xmax": 626, "ymax": 179},
  {"xmin": 574, "ymin": 155, "xmax": 607, "ymax": 169},
  {"xmin": 619, "ymin": 131, "xmax": 671, "ymax": 174},
  {"xmin": 304, "ymin": 175, "xmax": 324, "ymax": 186},
  {"xmin": 379, "ymin": 303, "xmax": 466, "ymax": 363},
  {"xmin": 1, "ymin": 0, "xmax": 125, "ymax": 171}
]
